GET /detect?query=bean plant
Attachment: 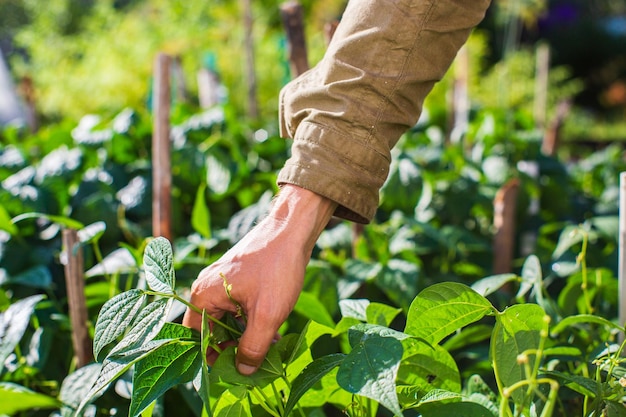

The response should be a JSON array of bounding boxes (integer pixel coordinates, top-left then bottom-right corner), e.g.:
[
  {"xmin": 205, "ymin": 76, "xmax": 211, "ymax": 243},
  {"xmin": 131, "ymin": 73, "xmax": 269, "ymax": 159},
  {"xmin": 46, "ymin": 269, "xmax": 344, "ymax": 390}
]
[{"xmin": 15, "ymin": 232, "xmax": 610, "ymax": 417}]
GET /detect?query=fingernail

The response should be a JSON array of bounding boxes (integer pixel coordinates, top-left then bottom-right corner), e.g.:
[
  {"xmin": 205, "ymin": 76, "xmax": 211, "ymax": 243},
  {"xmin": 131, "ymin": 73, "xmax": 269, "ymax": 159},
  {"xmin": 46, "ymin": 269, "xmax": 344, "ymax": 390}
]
[{"xmin": 237, "ymin": 363, "xmax": 257, "ymax": 376}]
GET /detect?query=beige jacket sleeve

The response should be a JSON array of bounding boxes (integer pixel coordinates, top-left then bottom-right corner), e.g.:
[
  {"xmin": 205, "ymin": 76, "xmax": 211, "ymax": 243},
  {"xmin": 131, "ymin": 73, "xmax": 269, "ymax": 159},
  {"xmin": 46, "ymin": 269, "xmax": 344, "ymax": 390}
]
[{"xmin": 278, "ymin": 0, "xmax": 492, "ymax": 223}]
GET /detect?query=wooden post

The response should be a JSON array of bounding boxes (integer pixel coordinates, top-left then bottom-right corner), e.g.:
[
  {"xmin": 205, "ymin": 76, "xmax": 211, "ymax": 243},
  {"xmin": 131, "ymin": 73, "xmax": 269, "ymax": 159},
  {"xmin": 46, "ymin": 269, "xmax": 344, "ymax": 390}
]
[
  {"xmin": 541, "ymin": 99, "xmax": 571, "ymax": 157},
  {"xmin": 62, "ymin": 229, "xmax": 93, "ymax": 368},
  {"xmin": 280, "ymin": 1, "xmax": 309, "ymax": 77},
  {"xmin": 242, "ymin": 0, "xmax": 259, "ymax": 119},
  {"xmin": 493, "ymin": 178, "xmax": 520, "ymax": 274},
  {"xmin": 617, "ymin": 172, "xmax": 626, "ymax": 334},
  {"xmin": 152, "ymin": 53, "xmax": 173, "ymax": 241}
]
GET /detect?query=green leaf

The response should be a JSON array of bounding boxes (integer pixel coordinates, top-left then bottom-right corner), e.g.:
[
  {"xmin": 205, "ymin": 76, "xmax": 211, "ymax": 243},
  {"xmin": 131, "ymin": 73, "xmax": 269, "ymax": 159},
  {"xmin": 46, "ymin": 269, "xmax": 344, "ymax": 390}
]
[
  {"xmin": 517, "ymin": 255, "xmax": 542, "ymax": 300},
  {"xmin": 206, "ymin": 154, "xmax": 231, "ymax": 196},
  {"xmin": 58, "ymin": 363, "xmax": 103, "ymax": 417},
  {"xmin": 284, "ymin": 353, "xmax": 345, "ymax": 416},
  {"xmin": 211, "ymin": 345, "xmax": 284, "ymax": 388},
  {"xmin": 143, "ymin": 237, "xmax": 175, "ymax": 294},
  {"xmin": 0, "ymin": 294, "xmax": 44, "ymax": 373},
  {"xmin": 542, "ymin": 370, "xmax": 598, "ymax": 397},
  {"xmin": 214, "ymin": 386, "xmax": 250, "ymax": 417},
  {"xmin": 491, "ymin": 304, "xmax": 546, "ymax": 403},
  {"xmin": 130, "ymin": 324, "xmax": 202, "ymax": 416},
  {"xmin": 417, "ymin": 401, "xmax": 495, "ymax": 417},
  {"xmin": 77, "ymin": 339, "xmax": 171, "ymax": 415},
  {"xmin": 471, "ymin": 274, "xmax": 518, "ymax": 297},
  {"xmin": 93, "ymin": 289, "xmax": 146, "ymax": 361},
  {"xmin": 294, "ymin": 291, "xmax": 335, "ymax": 327},
  {"xmin": 339, "ymin": 299, "xmax": 369, "ymax": 321},
  {"xmin": 442, "ymin": 324, "xmax": 492, "ymax": 352},
  {"xmin": 550, "ymin": 314, "xmax": 623, "ymax": 336},
  {"xmin": 11, "ymin": 212, "xmax": 84, "ymax": 229},
  {"xmin": 192, "ymin": 183, "xmax": 211, "ymax": 239},
  {"xmin": 337, "ymin": 332, "xmax": 404, "ymax": 416},
  {"xmin": 552, "ymin": 225, "xmax": 585, "ymax": 259},
  {"xmin": 192, "ymin": 310, "xmax": 212, "ymax": 417},
  {"xmin": 405, "ymin": 282, "xmax": 493, "ymax": 344},
  {"xmin": 0, "ymin": 382, "xmax": 61, "ymax": 414},
  {"xmin": 6, "ymin": 265, "xmax": 52, "ymax": 289},
  {"xmin": 109, "ymin": 297, "xmax": 174, "ymax": 356},
  {"xmin": 77, "ymin": 221, "xmax": 106, "ymax": 244},
  {"xmin": 397, "ymin": 339, "xmax": 461, "ymax": 405},
  {"xmin": 376, "ymin": 259, "xmax": 419, "ymax": 311},
  {"xmin": 366, "ymin": 302, "xmax": 402, "ymax": 327}
]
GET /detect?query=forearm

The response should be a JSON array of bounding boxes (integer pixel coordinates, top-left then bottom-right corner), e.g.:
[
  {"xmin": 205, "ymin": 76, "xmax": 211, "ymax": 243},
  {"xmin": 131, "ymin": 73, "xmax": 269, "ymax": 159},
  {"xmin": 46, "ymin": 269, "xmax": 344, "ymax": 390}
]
[
  {"xmin": 268, "ymin": 184, "xmax": 337, "ymax": 255},
  {"xmin": 278, "ymin": 0, "xmax": 492, "ymax": 223}
]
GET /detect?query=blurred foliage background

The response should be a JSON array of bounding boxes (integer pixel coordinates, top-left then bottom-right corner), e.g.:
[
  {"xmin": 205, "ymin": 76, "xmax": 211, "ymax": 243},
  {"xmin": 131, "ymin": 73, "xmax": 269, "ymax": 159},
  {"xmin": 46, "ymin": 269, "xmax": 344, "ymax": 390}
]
[{"xmin": 0, "ymin": 0, "xmax": 625, "ymax": 142}]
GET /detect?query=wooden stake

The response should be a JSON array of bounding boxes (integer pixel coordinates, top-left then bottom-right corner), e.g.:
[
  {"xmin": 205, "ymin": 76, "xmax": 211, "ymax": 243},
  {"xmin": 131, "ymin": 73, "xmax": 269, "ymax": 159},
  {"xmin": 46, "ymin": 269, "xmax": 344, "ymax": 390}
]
[
  {"xmin": 493, "ymin": 178, "xmax": 520, "ymax": 274},
  {"xmin": 280, "ymin": 1, "xmax": 309, "ymax": 77},
  {"xmin": 617, "ymin": 172, "xmax": 626, "ymax": 341},
  {"xmin": 152, "ymin": 53, "xmax": 172, "ymax": 241},
  {"xmin": 242, "ymin": 0, "xmax": 259, "ymax": 119},
  {"xmin": 62, "ymin": 229, "xmax": 93, "ymax": 368}
]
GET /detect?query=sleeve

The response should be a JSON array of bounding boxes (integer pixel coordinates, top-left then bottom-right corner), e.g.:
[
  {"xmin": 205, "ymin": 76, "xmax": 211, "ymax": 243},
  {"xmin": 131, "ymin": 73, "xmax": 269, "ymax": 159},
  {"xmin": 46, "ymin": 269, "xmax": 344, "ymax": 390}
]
[{"xmin": 278, "ymin": 0, "xmax": 492, "ymax": 223}]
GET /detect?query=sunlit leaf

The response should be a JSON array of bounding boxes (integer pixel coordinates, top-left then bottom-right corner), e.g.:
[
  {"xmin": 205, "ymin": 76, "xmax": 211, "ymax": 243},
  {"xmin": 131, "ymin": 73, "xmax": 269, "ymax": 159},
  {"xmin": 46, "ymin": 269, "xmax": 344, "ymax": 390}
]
[
  {"xmin": 11, "ymin": 212, "xmax": 84, "ymax": 229},
  {"xmin": 59, "ymin": 363, "xmax": 103, "ymax": 417},
  {"xmin": 77, "ymin": 221, "xmax": 106, "ymax": 244},
  {"xmin": 339, "ymin": 299, "xmax": 369, "ymax": 321},
  {"xmin": 191, "ymin": 183, "xmax": 211, "ymax": 239},
  {"xmin": 405, "ymin": 282, "xmax": 493, "ymax": 344},
  {"xmin": 0, "ymin": 294, "xmax": 44, "ymax": 373},
  {"xmin": 294, "ymin": 291, "xmax": 335, "ymax": 327},
  {"xmin": 130, "ymin": 324, "xmax": 202, "ymax": 416},
  {"xmin": 211, "ymin": 345, "xmax": 283, "ymax": 388},
  {"xmin": 108, "ymin": 297, "xmax": 173, "ymax": 356},
  {"xmin": 143, "ymin": 237, "xmax": 175, "ymax": 294},
  {"xmin": 471, "ymin": 273, "xmax": 517, "ymax": 297},
  {"xmin": 213, "ymin": 386, "xmax": 250, "ymax": 417},
  {"xmin": 76, "ymin": 340, "xmax": 170, "ymax": 415},
  {"xmin": 366, "ymin": 302, "xmax": 402, "ymax": 327},
  {"xmin": 0, "ymin": 382, "xmax": 61, "ymax": 414},
  {"xmin": 491, "ymin": 304, "xmax": 546, "ymax": 403},
  {"xmin": 93, "ymin": 289, "xmax": 146, "ymax": 361}
]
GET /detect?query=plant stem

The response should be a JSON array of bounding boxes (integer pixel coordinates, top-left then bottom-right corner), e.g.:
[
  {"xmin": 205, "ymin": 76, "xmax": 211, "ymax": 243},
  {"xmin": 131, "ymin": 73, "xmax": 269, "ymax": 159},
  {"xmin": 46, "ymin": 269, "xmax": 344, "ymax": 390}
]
[{"xmin": 250, "ymin": 387, "xmax": 281, "ymax": 417}]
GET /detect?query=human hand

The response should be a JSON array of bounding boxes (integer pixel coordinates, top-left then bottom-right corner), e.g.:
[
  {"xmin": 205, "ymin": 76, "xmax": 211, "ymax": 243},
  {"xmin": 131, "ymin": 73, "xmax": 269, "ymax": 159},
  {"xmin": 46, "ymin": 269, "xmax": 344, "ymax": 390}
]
[{"xmin": 182, "ymin": 184, "xmax": 337, "ymax": 375}]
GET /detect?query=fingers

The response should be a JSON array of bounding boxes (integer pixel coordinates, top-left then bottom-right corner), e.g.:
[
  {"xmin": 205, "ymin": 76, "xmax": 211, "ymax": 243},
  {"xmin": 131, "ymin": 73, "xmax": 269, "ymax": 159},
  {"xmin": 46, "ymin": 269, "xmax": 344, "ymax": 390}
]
[{"xmin": 235, "ymin": 311, "xmax": 281, "ymax": 375}]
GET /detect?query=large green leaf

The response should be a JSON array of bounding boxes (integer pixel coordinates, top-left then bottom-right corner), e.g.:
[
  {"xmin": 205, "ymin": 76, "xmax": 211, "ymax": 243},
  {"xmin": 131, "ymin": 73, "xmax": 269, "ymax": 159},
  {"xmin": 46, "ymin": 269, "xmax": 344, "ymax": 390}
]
[
  {"xmin": 109, "ymin": 297, "xmax": 174, "ymax": 356},
  {"xmin": 397, "ymin": 339, "xmax": 461, "ymax": 404},
  {"xmin": 491, "ymin": 304, "xmax": 546, "ymax": 403},
  {"xmin": 76, "ymin": 339, "xmax": 171, "ymax": 415},
  {"xmin": 0, "ymin": 382, "xmax": 61, "ymax": 414},
  {"xmin": 130, "ymin": 323, "xmax": 202, "ymax": 417},
  {"xmin": 143, "ymin": 237, "xmax": 175, "ymax": 294},
  {"xmin": 337, "ymin": 328, "xmax": 404, "ymax": 417},
  {"xmin": 405, "ymin": 282, "xmax": 493, "ymax": 344},
  {"xmin": 0, "ymin": 294, "xmax": 44, "ymax": 373},
  {"xmin": 284, "ymin": 353, "xmax": 345, "ymax": 416},
  {"xmin": 93, "ymin": 289, "xmax": 146, "ymax": 361}
]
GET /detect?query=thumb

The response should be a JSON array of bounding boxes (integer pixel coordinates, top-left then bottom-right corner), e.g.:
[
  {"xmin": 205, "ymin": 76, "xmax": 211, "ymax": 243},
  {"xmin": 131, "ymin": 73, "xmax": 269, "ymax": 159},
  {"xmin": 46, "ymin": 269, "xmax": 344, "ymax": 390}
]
[{"xmin": 235, "ymin": 313, "xmax": 278, "ymax": 375}]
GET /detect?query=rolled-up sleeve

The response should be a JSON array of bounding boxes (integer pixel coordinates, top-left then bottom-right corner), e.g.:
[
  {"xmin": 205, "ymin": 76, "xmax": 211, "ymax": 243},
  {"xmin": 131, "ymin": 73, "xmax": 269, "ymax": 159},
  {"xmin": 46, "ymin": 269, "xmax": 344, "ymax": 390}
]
[{"xmin": 278, "ymin": 0, "xmax": 492, "ymax": 223}]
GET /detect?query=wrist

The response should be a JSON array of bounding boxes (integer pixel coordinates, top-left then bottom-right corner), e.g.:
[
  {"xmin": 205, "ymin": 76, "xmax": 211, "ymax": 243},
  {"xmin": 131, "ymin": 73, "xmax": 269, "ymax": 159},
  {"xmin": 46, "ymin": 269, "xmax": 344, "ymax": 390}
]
[{"xmin": 268, "ymin": 184, "xmax": 337, "ymax": 254}]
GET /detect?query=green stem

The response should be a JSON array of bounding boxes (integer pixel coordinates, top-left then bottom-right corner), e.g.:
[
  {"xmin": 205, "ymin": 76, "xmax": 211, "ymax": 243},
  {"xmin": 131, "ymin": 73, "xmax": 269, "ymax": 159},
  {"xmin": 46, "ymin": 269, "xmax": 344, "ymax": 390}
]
[
  {"xmin": 271, "ymin": 382, "xmax": 285, "ymax": 415},
  {"xmin": 143, "ymin": 290, "xmax": 243, "ymax": 336},
  {"xmin": 577, "ymin": 230, "xmax": 593, "ymax": 314},
  {"xmin": 250, "ymin": 388, "xmax": 281, "ymax": 417}
]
